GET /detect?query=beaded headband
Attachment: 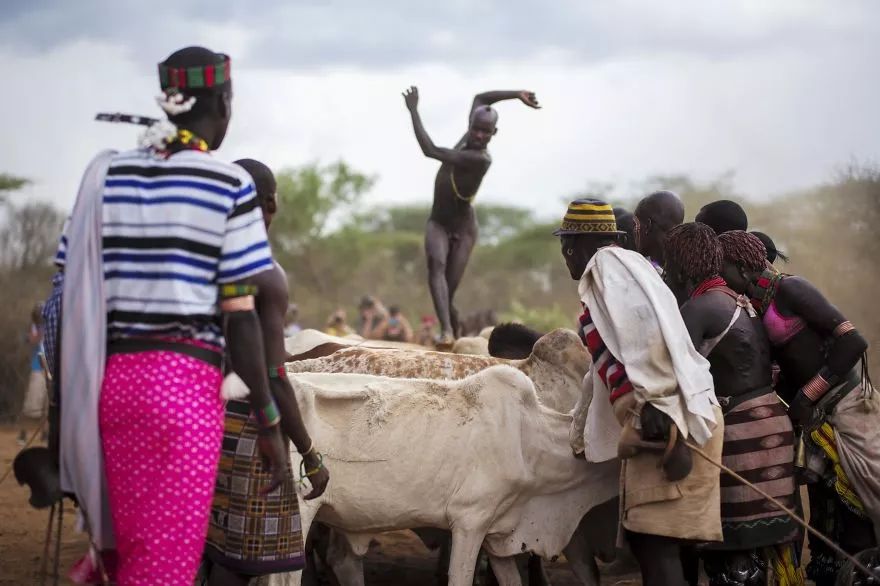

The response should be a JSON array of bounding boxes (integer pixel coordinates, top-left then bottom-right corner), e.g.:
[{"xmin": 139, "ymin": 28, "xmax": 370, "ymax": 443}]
[{"xmin": 158, "ymin": 54, "xmax": 231, "ymax": 91}]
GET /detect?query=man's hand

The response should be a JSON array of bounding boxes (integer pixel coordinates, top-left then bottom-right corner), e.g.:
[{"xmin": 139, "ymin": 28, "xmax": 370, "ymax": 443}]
[
  {"xmin": 519, "ymin": 91, "xmax": 541, "ymax": 109},
  {"xmin": 301, "ymin": 452, "xmax": 330, "ymax": 500},
  {"xmin": 256, "ymin": 425, "xmax": 289, "ymax": 495},
  {"xmin": 789, "ymin": 391, "xmax": 814, "ymax": 425},
  {"xmin": 403, "ymin": 86, "xmax": 419, "ymax": 112},
  {"xmin": 640, "ymin": 402, "xmax": 673, "ymax": 441}
]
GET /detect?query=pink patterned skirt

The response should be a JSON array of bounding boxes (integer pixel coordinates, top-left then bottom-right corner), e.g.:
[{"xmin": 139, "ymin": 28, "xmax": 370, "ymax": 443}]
[{"xmin": 99, "ymin": 345, "xmax": 224, "ymax": 585}]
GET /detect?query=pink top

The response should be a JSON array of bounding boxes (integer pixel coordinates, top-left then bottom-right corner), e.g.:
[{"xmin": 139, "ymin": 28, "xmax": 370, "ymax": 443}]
[{"xmin": 763, "ymin": 300, "xmax": 806, "ymax": 347}]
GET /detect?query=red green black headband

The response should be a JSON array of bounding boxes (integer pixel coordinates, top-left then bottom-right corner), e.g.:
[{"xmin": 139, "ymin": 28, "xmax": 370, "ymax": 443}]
[{"xmin": 158, "ymin": 54, "xmax": 231, "ymax": 91}]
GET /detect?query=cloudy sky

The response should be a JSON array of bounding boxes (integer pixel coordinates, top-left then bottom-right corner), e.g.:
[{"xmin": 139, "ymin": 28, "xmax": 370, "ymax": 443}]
[{"xmin": 1, "ymin": 0, "xmax": 878, "ymax": 218}]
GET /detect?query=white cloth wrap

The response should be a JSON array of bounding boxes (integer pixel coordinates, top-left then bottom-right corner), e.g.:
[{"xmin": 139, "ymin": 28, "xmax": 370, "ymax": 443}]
[
  {"xmin": 575, "ymin": 246, "xmax": 719, "ymax": 462},
  {"xmin": 59, "ymin": 149, "xmax": 116, "ymax": 549}
]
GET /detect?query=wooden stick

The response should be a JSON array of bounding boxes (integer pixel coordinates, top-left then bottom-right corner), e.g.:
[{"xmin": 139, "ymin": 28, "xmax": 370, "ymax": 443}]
[{"xmin": 685, "ymin": 440, "xmax": 879, "ymax": 581}]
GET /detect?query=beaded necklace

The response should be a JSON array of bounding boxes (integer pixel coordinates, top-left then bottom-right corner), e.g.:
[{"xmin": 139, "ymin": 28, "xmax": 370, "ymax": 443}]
[
  {"xmin": 163, "ymin": 128, "xmax": 209, "ymax": 154},
  {"xmin": 690, "ymin": 276, "xmax": 728, "ymax": 299},
  {"xmin": 748, "ymin": 268, "xmax": 786, "ymax": 314}
]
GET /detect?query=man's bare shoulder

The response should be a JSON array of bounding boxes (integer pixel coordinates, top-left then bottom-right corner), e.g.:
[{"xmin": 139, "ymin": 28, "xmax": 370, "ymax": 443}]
[{"xmin": 257, "ymin": 262, "xmax": 289, "ymax": 309}]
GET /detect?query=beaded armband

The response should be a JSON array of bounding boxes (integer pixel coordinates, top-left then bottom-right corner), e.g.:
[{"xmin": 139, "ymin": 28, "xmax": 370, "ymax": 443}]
[
  {"xmin": 254, "ymin": 400, "xmax": 281, "ymax": 429},
  {"xmin": 802, "ymin": 374, "xmax": 831, "ymax": 402},
  {"xmin": 833, "ymin": 321, "xmax": 855, "ymax": 338},
  {"xmin": 268, "ymin": 364, "xmax": 287, "ymax": 379},
  {"xmin": 220, "ymin": 284, "xmax": 258, "ymax": 299}
]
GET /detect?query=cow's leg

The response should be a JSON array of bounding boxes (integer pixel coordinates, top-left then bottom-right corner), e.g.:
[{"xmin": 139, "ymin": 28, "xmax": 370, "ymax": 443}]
[
  {"xmin": 487, "ymin": 555, "xmax": 522, "ymax": 586},
  {"xmin": 562, "ymin": 534, "xmax": 599, "ymax": 586},
  {"xmin": 325, "ymin": 529, "xmax": 365, "ymax": 586},
  {"xmin": 447, "ymin": 528, "xmax": 485, "ymax": 586},
  {"xmin": 527, "ymin": 555, "xmax": 551, "ymax": 586}
]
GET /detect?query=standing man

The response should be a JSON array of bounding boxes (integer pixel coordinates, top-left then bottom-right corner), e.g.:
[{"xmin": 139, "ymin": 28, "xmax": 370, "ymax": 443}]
[
  {"xmin": 205, "ymin": 159, "xmax": 329, "ymax": 584},
  {"xmin": 403, "ymin": 87, "xmax": 540, "ymax": 344},
  {"xmin": 633, "ymin": 190, "xmax": 685, "ymax": 273},
  {"xmin": 59, "ymin": 46, "xmax": 288, "ymax": 584},
  {"xmin": 559, "ymin": 198, "xmax": 723, "ymax": 586}
]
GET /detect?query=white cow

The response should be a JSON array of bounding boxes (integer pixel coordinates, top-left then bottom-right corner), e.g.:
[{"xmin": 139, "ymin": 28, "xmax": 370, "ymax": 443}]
[
  {"xmin": 285, "ymin": 329, "xmax": 427, "ymax": 357},
  {"xmin": 451, "ymin": 335, "xmax": 490, "ymax": 356},
  {"xmin": 267, "ymin": 366, "xmax": 619, "ymax": 586},
  {"xmin": 286, "ymin": 328, "xmax": 587, "ymax": 415}
]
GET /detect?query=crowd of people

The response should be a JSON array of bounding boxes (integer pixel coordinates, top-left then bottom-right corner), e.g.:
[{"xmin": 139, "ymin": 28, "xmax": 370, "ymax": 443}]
[
  {"xmin": 10, "ymin": 42, "xmax": 877, "ymax": 586},
  {"xmin": 561, "ymin": 194, "xmax": 877, "ymax": 586}
]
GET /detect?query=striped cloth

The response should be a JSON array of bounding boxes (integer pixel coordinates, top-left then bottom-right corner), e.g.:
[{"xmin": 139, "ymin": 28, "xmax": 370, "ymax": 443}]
[
  {"xmin": 55, "ymin": 148, "xmax": 274, "ymax": 349},
  {"xmin": 578, "ymin": 305, "xmax": 633, "ymax": 403},
  {"xmin": 710, "ymin": 390, "xmax": 798, "ymax": 550},
  {"xmin": 54, "ymin": 220, "xmax": 68, "ymax": 267},
  {"xmin": 40, "ymin": 271, "xmax": 64, "ymax": 378},
  {"xmin": 811, "ymin": 423, "xmax": 867, "ymax": 517}
]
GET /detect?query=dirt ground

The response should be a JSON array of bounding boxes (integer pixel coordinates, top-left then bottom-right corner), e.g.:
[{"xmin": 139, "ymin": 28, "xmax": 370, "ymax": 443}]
[{"xmin": 0, "ymin": 423, "xmax": 813, "ymax": 585}]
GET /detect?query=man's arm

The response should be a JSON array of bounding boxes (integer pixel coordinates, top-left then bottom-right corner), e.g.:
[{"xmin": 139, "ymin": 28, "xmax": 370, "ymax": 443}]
[
  {"xmin": 222, "ymin": 271, "xmax": 288, "ymax": 493},
  {"xmin": 679, "ymin": 299, "xmax": 712, "ymax": 350},
  {"xmin": 471, "ymin": 90, "xmax": 540, "ymax": 113},
  {"xmin": 780, "ymin": 277, "xmax": 867, "ymax": 420},
  {"xmin": 257, "ymin": 268, "xmax": 328, "ymax": 499},
  {"xmin": 403, "ymin": 86, "xmax": 491, "ymax": 168}
]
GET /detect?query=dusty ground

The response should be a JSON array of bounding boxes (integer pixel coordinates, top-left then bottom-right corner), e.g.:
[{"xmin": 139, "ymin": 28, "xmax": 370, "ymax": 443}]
[{"xmin": 0, "ymin": 423, "xmax": 815, "ymax": 585}]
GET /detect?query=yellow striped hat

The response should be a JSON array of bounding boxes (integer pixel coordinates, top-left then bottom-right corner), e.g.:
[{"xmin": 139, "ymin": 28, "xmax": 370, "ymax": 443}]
[{"xmin": 553, "ymin": 198, "xmax": 624, "ymax": 236}]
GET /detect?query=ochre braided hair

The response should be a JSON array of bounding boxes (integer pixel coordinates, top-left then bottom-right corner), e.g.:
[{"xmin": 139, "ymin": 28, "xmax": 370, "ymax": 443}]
[
  {"xmin": 664, "ymin": 222, "xmax": 722, "ymax": 282},
  {"xmin": 718, "ymin": 230, "xmax": 767, "ymax": 272}
]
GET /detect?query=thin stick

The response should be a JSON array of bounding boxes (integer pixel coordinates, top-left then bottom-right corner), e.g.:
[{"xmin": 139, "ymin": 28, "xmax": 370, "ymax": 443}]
[
  {"xmin": 685, "ymin": 440, "xmax": 879, "ymax": 581},
  {"xmin": 53, "ymin": 502, "xmax": 63, "ymax": 586},
  {"xmin": 40, "ymin": 503, "xmax": 55, "ymax": 586}
]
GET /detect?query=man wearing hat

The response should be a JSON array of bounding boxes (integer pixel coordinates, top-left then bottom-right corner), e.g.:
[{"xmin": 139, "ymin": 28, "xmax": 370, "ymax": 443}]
[{"xmin": 559, "ymin": 198, "xmax": 724, "ymax": 586}]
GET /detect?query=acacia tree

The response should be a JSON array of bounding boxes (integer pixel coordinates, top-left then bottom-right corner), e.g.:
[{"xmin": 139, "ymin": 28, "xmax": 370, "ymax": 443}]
[{"xmin": 0, "ymin": 173, "xmax": 29, "ymax": 204}]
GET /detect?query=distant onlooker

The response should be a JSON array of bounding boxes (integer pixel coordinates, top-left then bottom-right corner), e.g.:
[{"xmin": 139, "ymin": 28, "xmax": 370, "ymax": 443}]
[
  {"xmin": 613, "ymin": 207, "xmax": 637, "ymax": 251},
  {"xmin": 416, "ymin": 316, "xmax": 438, "ymax": 347},
  {"xmin": 325, "ymin": 309, "xmax": 354, "ymax": 337},
  {"xmin": 358, "ymin": 295, "xmax": 388, "ymax": 340},
  {"xmin": 378, "ymin": 305, "xmax": 414, "ymax": 343},
  {"xmin": 19, "ymin": 304, "xmax": 47, "ymax": 444},
  {"xmin": 283, "ymin": 303, "xmax": 302, "ymax": 337}
]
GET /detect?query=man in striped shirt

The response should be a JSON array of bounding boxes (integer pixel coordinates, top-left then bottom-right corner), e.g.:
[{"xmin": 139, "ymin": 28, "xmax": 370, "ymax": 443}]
[{"xmin": 59, "ymin": 46, "xmax": 288, "ymax": 585}]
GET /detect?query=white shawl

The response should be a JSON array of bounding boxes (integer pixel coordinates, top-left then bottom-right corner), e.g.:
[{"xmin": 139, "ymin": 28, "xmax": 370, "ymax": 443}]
[
  {"xmin": 60, "ymin": 149, "xmax": 116, "ymax": 549},
  {"xmin": 575, "ymin": 246, "xmax": 718, "ymax": 462}
]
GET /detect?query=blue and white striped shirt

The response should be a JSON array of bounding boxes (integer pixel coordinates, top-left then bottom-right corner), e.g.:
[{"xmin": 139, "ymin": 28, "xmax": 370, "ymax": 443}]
[{"xmin": 56, "ymin": 148, "xmax": 273, "ymax": 348}]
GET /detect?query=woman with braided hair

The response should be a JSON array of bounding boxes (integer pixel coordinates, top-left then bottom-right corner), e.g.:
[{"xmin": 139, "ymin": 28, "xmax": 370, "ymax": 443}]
[
  {"xmin": 719, "ymin": 230, "xmax": 879, "ymax": 585},
  {"xmin": 665, "ymin": 223, "xmax": 799, "ymax": 586}
]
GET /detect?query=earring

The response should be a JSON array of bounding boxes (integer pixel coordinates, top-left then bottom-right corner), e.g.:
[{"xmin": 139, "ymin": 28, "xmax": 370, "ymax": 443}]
[{"xmin": 566, "ymin": 248, "xmax": 574, "ymax": 256}]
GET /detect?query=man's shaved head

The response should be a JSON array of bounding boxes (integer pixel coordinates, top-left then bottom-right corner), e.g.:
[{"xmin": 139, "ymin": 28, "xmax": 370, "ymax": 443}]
[
  {"xmin": 234, "ymin": 158, "xmax": 277, "ymax": 228},
  {"xmin": 695, "ymin": 200, "xmax": 748, "ymax": 234},
  {"xmin": 633, "ymin": 190, "xmax": 685, "ymax": 263},
  {"xmin": 470, "ymin": 105, "xmax": 499, "ymax": 127}
]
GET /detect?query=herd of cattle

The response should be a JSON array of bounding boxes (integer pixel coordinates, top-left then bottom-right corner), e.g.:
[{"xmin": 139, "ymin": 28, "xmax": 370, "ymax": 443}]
[{"xmin": 222, "ymin": 327, "xmax": 623, "ymax": 586}]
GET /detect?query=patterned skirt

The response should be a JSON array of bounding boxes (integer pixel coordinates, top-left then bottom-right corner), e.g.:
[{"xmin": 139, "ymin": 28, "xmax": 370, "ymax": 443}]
[
  {"xmin": 710, "ymin": 390, "xmax": 798, "ymax": 550},
  {"xmin": 204, "ymin": 399, "xmax": 305, "ymax": 576},
  {"xmin": 100, "ymin": 348, "xmax": 224, "ymax": 585}
]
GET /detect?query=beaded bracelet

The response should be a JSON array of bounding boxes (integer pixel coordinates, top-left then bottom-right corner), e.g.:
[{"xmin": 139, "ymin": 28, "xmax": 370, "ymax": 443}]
[
  {"xmin": 268, "ymin": 364, "xmax": 287, "ymax": 379},
  {"xmin": 802, "ymin": 374, "xmax": 831, "ymax": 402},
  {"xmin": 833, "ymin": 321, "xmax": 855, "ymax": 338},
  {"xmin": 254, "ymin": 400, "xmax": 281, "ymax": 429},
  {"xmin": 298, "ymin": 453, "xmax": 324, "ymax": 482}
]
